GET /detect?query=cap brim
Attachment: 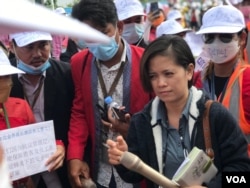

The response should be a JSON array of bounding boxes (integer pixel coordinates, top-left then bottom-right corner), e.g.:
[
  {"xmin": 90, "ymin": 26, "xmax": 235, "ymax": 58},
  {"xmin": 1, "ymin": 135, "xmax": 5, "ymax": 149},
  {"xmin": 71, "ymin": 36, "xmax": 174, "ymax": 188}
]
[
  {"xmin": 182, "ymin": 28, "xmax": 192, "ymax": 32},
  {"xmin": 16, "ymin": 35, "xmax": 52, "ymax": 47},
  {"xmin": 196, "ymin": 26, "xmax": 244, "ymax": 34},
  {"xmin": 170, "ymin": 28, "xmax": 192, "ymax": 35},
  {"xmin": 119, "ymin": 12, "xmax": 145, "ymax": 21},
  {"xmin": 0, "ymin": 65, "xmax": 25, "ymax": 76}
]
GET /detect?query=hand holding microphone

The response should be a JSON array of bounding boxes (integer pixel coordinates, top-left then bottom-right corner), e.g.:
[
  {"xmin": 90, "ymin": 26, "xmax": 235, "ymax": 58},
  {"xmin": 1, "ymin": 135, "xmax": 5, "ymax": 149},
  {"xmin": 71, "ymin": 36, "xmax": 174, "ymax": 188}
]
[
  {"xmin": 107, "ymin": 136, "xmax": 128, "ymax": 165},
  {"xmin": 106, "ymin": 137, "xmax": 179, "ymax": 188}
]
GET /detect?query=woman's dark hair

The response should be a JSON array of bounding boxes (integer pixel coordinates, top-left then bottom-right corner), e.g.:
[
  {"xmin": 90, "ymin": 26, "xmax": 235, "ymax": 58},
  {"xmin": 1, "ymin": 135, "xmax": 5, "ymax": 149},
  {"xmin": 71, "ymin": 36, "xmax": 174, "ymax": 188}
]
[
  {"xmin": 140, "ymin": 35, "xmax": 195, "ymax": 92},
  {"xmin": 71, "ymin": 0, "xmax": 118, "ymax": 28}
]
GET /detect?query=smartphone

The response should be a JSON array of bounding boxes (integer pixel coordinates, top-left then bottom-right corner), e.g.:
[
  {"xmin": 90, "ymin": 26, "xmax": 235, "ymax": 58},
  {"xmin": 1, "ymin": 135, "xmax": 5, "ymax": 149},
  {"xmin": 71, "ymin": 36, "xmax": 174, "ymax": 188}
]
[
  {"xmin": 111, "ymin": 107, "xmax": 127, "ymax": 122},
  {"xmin": 150, "ymin": 2, "xmax": 159, "ymax": 13}
]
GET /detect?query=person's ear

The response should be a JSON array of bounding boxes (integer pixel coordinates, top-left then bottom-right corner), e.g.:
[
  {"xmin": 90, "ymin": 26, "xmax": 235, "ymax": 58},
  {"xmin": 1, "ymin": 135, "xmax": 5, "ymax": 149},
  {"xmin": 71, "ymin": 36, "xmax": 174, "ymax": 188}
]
[
  {"xmin": 187, "ymin": 63, "xmax": 195, "ymax": 81},
  {"xmin": 117, "ymin": 21, "xmax": 124, "ymax": 35}
]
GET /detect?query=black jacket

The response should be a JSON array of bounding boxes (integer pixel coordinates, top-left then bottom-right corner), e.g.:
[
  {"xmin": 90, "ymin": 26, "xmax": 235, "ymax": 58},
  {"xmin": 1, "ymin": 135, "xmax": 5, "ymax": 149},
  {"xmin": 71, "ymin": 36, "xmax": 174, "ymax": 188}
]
[
  {"xmin": 10, "ymin": 58, "xmax": 74, "ymax": 188},
  {"xmin": 116, "ymin": 88, "xmax": 250, "ymax": 188}
]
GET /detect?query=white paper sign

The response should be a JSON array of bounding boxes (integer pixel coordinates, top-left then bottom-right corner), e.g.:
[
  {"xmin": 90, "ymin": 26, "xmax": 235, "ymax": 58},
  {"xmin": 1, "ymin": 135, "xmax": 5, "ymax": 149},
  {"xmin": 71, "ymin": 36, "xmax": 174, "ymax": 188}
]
[{"xmin": 0, "ymin": 120, "xmax": 56, "ymax": 181}]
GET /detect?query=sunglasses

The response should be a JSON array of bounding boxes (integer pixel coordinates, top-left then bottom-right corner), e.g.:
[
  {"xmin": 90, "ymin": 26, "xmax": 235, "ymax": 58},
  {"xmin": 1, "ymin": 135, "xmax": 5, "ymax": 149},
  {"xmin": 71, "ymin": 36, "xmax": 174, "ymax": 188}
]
[{"xmin": 202, "ymin": 33, "xmax": 236, "ymax": 44}]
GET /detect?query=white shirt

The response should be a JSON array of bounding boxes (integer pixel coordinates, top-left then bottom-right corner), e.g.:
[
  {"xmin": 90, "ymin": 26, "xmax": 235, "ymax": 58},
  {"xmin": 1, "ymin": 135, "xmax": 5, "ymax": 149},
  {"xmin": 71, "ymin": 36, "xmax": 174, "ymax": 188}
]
[{"xmin": 96, "ymin": 41, "xmax": 133, "ymax": 188}]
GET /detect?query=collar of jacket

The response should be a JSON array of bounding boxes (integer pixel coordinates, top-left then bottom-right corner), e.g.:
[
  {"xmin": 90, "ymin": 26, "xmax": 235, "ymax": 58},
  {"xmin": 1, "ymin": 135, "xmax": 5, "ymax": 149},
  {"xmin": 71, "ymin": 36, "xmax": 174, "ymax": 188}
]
[{"xmin": 150, "ymin": 86, "xmax": 203, "ymax": 173}]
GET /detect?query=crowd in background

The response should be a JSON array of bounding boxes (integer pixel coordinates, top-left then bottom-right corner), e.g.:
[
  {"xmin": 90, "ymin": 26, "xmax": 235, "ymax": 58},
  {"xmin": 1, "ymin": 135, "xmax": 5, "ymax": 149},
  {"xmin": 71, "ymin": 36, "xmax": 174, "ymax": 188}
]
[{"xmin": 1, "ymin": 0, "xmax": 250, "ymax": 62}]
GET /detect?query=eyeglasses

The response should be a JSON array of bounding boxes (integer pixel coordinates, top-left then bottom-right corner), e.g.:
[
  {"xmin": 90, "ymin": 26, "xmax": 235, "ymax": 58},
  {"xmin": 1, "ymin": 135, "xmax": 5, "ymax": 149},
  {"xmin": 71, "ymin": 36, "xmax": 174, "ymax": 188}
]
[{"xmin": 202, "ymin": 33, "xmax": 236, "ymax": 44}]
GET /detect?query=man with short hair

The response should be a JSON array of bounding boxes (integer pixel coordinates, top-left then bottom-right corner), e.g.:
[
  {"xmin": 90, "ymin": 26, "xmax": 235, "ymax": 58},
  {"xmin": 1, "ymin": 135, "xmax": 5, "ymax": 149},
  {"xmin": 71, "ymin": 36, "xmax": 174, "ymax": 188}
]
[
  {"xmin": 9, "ymin": 31, "xmax": 74, "ymax": 188},
  {"xmin": 67, "ymin": 0, "xmax": 152, "ymax": 187}
]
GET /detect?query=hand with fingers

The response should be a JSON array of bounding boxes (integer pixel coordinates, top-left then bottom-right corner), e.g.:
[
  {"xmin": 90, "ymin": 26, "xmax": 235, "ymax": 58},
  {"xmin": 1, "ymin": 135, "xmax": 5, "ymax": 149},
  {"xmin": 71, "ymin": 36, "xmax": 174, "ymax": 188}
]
[
  {"xmin": 68, "ymin": 159, "xmax": 94, "ymax": 188},
  {"xmin": 106, "ymin": 135, "xmax": 128, "ymax": 165},
  {"xmin": 101, "ymin": 107, "xmax": 131, "ymax": 138},
  {"xmin": 147, "ymin": 10, "xmax": 161, "ymax": 23},
  {"xmin": 46, "ymin": 144, "xmax": 65, "ymax": 172}
]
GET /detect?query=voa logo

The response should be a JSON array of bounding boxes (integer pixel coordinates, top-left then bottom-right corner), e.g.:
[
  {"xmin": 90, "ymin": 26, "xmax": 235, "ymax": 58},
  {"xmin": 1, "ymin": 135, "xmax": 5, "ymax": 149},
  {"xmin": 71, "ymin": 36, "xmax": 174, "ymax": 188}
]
[{"xmin": 226, "ymin": 176, "xmax": 247, "ymax": 183}]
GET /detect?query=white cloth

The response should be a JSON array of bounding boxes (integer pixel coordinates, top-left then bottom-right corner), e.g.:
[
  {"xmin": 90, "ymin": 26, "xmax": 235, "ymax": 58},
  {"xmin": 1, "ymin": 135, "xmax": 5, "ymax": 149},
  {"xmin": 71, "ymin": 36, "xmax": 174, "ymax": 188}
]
[{"xmin": 96, "ymin": 41, "xmax": 132, "ymax": 188}]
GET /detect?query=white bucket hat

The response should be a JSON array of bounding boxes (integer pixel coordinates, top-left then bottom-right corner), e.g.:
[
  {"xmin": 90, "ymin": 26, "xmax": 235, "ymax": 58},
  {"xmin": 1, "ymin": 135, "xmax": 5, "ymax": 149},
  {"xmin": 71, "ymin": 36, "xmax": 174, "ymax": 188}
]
[
  {"xmin": 196, "ymin": 5, "xmax": 245, "ymax": 34},
  {"xmin": 156, "ymin": 19, "xmax": 191, "ymax": 38},
  {"xmin": 9, "ymin": 31, "xmax": 52, "ymax": 47},
  {"xmin": 0, "ymin": 48, "xmax": 24, "ymax": 76},
  {"xmin": 114, "ymin": 0, "xmax": 145, "ymax": 21},
  {"xmin": 167, "ymin": 9, "xmax": 182, "ymax": 20}
]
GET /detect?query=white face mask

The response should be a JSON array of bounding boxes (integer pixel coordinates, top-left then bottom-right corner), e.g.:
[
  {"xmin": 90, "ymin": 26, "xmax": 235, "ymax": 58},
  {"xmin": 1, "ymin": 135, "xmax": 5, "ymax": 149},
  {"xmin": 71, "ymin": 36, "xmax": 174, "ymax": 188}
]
[
  {"xmin": 122, "ymin": 23, "xmax": 144, "ymax": 44},
  {"xmin": 203, "ymin": 38, "xmax": 240, "ymax": 64}
]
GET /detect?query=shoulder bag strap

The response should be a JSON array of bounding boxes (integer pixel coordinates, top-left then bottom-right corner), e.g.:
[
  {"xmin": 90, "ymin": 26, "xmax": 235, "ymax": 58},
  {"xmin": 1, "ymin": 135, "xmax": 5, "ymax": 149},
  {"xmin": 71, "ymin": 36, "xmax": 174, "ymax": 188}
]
[{"xmin": 203, "ymin": 100, "xmax": 214, "ymax": 159}]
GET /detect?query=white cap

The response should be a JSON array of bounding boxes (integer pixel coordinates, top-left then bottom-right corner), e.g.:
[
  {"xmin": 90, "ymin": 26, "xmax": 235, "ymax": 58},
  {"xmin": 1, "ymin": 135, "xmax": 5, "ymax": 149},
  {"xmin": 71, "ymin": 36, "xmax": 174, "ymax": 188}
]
[
  {"xmin": 9, "ymin": 31, "xmax": 52, "ymax": 47},
  {"xmin": 54, "ymin": 7, "xmax": 66, "ymax": 15},
  {"xmin": 114, "ymin": 0, "xmax": 145, "ymax": 21},
  {"xmin": 0, "ymin": 48, "xmax": 24, "ymax": 76},
  {"xmin": 196, "ymin": 5, "xmax": 245, "ymax": 34},
  {"xmin": 167, "ymin": 9, "xmax": 182, "ymax": 20},
  {"xmin": 156, "ymin": 19, "xmax": 191, "ymax": 38}
]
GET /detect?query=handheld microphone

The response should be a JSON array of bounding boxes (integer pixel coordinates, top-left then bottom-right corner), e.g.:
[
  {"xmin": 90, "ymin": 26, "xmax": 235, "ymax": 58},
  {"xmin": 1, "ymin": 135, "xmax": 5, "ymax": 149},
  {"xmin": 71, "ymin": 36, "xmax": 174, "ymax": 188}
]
[{"xmin": 120, "ymin": 151, "xmax": 179, "ymax": 188}]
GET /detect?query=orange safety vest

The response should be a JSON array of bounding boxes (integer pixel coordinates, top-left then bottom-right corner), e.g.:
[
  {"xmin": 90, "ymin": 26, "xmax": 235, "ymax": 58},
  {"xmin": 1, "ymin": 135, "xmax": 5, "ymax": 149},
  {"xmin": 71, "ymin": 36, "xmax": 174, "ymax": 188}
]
[
  {"xmin": 219, "ymin": 61, "xmax": 250, "ymax": 155},
  {"xmin": 220, "ymin": 62, "xmax": 250, "ymax": 134},
  {"xmin": 243, "ymin": 48, "xmax": 248, "ymax": 62}
]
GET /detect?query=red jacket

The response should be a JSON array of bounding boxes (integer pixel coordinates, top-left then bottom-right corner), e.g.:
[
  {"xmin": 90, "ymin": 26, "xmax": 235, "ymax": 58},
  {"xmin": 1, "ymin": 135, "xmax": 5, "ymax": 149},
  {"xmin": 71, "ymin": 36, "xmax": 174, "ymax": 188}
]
[
  {"xmin": 0, "ymin": 97, "xmax": 35, "ymax": 186},
  {"xmin": 67, "ymin": 45, "xmax": 152, "ymax": 179},
  {"xmin": 0, "ymin": 97, "xmax": 35, "ymax": 130}
]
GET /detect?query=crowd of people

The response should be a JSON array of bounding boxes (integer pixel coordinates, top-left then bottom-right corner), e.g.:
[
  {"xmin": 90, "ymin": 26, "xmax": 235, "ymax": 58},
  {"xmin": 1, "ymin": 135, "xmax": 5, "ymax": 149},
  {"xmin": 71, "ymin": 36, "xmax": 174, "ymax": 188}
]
[{"xmin": 0, "ymin": 0, "xmax": 250, "ymax": 188}]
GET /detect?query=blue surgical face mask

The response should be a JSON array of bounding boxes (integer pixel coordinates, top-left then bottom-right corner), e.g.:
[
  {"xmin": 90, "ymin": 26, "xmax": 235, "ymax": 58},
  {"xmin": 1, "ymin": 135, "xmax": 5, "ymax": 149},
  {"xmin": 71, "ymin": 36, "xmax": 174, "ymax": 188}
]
[
  {"xmin": 76, "ymin": 40, "xmax": 88, "ymax": 50},
  {"xmin": 87, "ymin": 28, "xmax": 119, "ymax": 61},
  {"xmin": 122, "ymin": 23, "xmax": 144, "ymax": 44},
  {"xmin": 17, "ymin": 60, "xmax": 51, "ymax": 75}
]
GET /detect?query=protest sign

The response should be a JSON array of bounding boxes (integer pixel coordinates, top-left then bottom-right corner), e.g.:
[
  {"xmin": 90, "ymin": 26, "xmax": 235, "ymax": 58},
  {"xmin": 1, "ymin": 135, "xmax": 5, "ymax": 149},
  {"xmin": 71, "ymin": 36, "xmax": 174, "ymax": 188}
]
[{"xmin": 0, "ymin": 120, "xmax": 56, "ymax": 181}]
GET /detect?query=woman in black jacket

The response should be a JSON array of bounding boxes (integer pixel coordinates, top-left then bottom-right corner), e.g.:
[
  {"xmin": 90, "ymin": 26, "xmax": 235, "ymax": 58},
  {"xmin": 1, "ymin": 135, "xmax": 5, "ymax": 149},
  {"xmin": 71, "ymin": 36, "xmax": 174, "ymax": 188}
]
[{"xmin": 106, "ymin": 35, "xmax": 250, "ymax": 188}]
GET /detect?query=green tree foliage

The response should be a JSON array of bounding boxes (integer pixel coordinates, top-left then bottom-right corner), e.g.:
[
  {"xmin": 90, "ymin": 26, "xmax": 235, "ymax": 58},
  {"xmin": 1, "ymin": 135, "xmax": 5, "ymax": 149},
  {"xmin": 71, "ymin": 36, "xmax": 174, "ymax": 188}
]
[
  {"xmin": 43, "ymin": 0, "xmax": 59, "ymax": 9},
  {"xmin": 66, "ymin": 0, "xmax": 80, "ymax": 7}
]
